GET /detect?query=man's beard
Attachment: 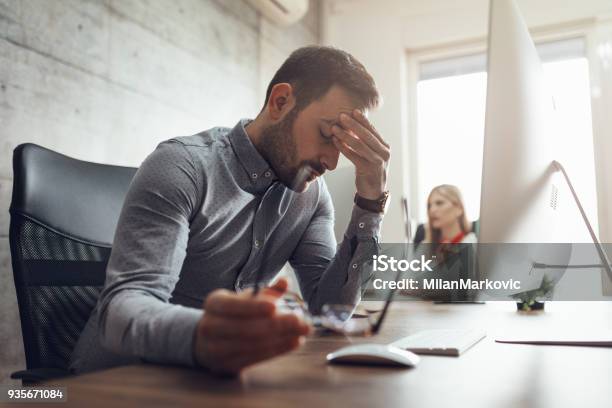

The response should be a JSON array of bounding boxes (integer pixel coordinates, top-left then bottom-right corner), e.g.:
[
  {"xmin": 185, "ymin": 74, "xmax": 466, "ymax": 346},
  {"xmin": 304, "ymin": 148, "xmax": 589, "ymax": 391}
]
[{"xmin": 259, "ymin": 109, "xmax": 325, "ymax": 192}]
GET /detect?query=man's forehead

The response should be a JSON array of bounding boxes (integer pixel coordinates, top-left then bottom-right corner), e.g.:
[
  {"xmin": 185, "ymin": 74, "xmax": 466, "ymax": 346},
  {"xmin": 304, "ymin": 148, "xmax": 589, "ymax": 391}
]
[
  {"xmin": 320, "ymin": 115, "xmax": 346, "ymax": 126},
  {"xmin": 320, "ymin": 108, "xmax": 367, "ymax": 125},
  {"xmin": 313, "ymin": 85, "xmax": 365, "ymax": 121}
]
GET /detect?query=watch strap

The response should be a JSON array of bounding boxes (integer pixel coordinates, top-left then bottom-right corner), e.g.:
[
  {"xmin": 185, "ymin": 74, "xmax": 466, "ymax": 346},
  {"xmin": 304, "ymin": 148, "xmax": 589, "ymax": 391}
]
[{"xmin": 354, "ymin": 191, "xmax": 389, "ymax": 214}]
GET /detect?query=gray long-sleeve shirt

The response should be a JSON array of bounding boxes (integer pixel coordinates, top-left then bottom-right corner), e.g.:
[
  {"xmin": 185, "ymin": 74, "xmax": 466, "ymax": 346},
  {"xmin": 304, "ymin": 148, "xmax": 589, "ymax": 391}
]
[{"xmin": 69, "ymin": 119, "xmax": 383, "ymax": 373}]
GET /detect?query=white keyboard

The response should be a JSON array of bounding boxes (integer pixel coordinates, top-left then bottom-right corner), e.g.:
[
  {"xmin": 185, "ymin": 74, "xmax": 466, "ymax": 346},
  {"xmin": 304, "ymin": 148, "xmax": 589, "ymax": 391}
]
[{"xmin": 390, "ymin": 329, "xmax": 486, "ymax": 356}]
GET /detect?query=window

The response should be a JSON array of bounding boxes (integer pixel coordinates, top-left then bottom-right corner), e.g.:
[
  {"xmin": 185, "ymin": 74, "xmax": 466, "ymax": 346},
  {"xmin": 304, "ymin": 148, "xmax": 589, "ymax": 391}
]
[{"xmin": 414, "ymin": 37, "xmax": 597, "ymax": 229}]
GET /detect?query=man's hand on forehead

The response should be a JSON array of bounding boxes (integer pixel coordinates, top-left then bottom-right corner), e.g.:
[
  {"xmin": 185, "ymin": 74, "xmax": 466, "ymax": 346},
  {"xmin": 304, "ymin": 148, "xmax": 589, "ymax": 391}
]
[{"xmin": 331, "ymin": 109, "xmax": 390, "ymax": 200}]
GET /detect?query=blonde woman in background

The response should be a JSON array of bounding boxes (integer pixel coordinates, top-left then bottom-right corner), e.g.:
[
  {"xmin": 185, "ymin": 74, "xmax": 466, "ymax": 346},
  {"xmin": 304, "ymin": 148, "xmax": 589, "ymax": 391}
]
[
  {"xmin": 419, "ymin": 184, "xmax": 477, "ymax": 249},
  {"xmin": 404, "ymin": 184, "xmax": 477, "ymax": 301}
]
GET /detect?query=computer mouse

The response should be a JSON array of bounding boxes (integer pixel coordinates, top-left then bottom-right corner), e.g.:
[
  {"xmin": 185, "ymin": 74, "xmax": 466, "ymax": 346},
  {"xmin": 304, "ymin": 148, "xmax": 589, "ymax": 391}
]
[{"xmin": 326, "ymin": 344, "xmax": 420, "ymax": 367}]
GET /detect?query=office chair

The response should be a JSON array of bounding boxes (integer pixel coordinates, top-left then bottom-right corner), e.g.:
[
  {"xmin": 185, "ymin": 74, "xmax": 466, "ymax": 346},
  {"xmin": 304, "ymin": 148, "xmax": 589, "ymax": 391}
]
[{"xmin": 8, "ymin": 144, "xmax": 137, "ymax": 383}]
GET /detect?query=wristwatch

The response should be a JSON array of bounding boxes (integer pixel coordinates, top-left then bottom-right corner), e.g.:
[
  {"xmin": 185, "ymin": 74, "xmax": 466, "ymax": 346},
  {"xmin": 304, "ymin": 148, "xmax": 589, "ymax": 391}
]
[{"xmin": 354, "ymin": 191, "xmax": 390, "ymax": 214}]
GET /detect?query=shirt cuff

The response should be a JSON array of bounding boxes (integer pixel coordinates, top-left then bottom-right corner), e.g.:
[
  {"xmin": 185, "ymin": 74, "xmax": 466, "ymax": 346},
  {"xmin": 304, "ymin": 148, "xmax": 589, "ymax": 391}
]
[
  {"xmin": 163, "ymin": 306, "xmax": 203, "ymax": 367},
  {"xmin": 344, "ymin": 204, "xmax": 384, "ymax": 240}
]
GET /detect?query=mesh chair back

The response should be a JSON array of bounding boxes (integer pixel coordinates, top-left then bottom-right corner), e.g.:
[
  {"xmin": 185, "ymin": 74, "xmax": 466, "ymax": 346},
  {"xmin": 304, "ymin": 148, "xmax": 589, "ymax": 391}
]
[{"xmin": 9, "ymin": 144, "xmax": 137, "ymax": 370}]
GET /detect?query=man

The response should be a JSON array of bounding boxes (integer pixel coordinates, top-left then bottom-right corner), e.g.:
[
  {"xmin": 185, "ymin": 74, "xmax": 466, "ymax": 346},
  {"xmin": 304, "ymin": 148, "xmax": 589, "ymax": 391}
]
[{"xmin": 70, "ymin": 46, "xmax": 390, "ymax": 375}]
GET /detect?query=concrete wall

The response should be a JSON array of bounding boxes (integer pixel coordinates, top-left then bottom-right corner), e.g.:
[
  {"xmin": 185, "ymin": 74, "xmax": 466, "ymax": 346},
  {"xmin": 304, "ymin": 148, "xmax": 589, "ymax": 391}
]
[{"xmin": 0, "ymin": 0, "xmax": 319, "ymax": 385}]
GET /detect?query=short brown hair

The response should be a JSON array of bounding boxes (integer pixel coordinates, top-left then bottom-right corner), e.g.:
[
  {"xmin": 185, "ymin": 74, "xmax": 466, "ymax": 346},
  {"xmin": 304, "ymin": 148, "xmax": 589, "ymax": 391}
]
[{"xmin": 263, "ymin": 46, "xmax": 379, "ymax": 112}]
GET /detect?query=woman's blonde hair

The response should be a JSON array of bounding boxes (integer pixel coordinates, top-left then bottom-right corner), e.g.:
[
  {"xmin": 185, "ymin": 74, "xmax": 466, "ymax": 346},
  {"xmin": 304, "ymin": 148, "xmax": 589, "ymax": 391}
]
[{"xmin": 426, "ymin": 184, "xmax": 471, "ymax": 246}]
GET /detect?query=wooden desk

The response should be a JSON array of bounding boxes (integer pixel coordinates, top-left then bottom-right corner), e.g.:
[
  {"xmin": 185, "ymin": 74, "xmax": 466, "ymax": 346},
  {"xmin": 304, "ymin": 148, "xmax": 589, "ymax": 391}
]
[{"xmin": 48, "ymin": 302, "xmax": 612, "ymax": 408}]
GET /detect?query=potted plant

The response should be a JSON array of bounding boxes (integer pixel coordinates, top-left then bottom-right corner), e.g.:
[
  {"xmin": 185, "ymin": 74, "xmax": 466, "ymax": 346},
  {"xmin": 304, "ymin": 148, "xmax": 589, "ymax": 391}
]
[{"xmin": 511, "ymin": 275, "xmax": 555, "ymax": 311}]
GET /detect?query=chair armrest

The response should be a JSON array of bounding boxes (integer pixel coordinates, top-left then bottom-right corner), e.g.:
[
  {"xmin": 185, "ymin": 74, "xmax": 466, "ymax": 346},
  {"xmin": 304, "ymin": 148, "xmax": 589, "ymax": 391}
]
[{"xmin": 11, "ymin": 368, "xmax": 73, "ymax": 384}]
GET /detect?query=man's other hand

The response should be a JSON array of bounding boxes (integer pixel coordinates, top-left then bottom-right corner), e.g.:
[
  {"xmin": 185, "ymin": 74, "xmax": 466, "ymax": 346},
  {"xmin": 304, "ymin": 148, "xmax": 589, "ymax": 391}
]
[{"xmin": 193, "ymin": 278, "xmax": 311, "ymax": 375}]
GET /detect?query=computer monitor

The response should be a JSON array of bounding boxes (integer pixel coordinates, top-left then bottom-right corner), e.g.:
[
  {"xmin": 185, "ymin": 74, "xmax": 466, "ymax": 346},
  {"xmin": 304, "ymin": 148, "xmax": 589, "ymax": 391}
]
[{"xmin": 477, "ymin": 0, "xmax": 572, "ymax": 297}]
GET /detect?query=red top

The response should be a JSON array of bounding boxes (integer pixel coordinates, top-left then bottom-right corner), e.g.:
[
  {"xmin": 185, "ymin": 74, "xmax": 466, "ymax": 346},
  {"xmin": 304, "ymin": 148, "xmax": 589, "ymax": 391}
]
[{"xmin": 441, "ymin": 231, "xmax": 465, "ymax": 244}]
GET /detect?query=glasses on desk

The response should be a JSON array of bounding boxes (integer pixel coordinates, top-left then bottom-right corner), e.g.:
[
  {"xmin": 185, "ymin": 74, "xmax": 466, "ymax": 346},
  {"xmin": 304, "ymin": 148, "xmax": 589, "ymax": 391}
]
[
  {"xmin": 274, "ymin": 289, "xmax": 391, "ymax": 337},
  {"xmin": 250, "ymin": 241, "xmax": 399, "ymax": 336}
]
